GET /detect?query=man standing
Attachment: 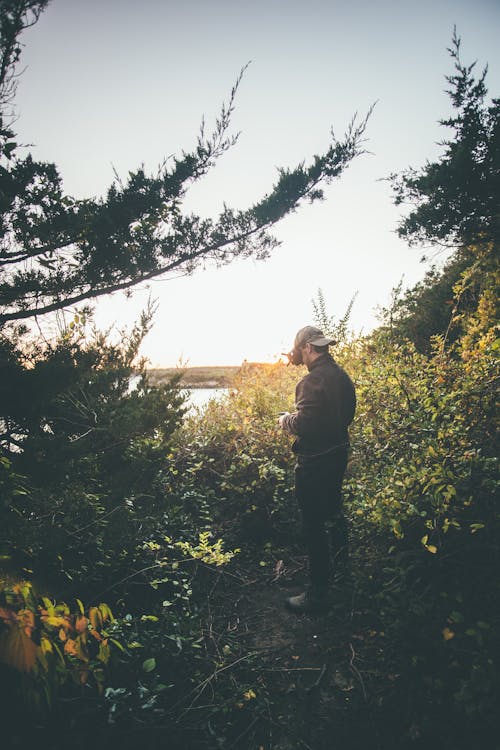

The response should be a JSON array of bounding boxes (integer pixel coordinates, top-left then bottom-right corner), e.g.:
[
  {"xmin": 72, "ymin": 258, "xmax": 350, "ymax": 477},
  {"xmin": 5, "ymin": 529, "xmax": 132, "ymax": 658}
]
[{"xmin": 278, "ymin": 326, "xmax": 356, "ymax": 614}]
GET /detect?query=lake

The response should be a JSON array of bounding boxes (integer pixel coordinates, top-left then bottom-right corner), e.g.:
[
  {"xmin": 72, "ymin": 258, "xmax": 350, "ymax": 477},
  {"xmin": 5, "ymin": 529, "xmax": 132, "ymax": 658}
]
[
  {"xmin": 185, "ymin": 387, "xmax": 228, "ymax": 411},
  {"xmin": 130, "ymin": 376, "xmax": 229, "ymax": 412}
]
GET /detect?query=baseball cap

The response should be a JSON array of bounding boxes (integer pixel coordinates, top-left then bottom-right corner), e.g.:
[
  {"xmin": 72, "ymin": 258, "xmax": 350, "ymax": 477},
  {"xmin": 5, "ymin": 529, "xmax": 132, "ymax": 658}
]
[{"xmin": 294, "ymin": 325, "xmax": 337, "ymax": 348}]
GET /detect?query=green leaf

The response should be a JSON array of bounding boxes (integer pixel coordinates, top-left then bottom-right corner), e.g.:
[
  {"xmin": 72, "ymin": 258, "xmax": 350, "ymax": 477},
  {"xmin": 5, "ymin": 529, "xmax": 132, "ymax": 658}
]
[
  {"xmin": 3, "ymin": 141, "xmax": 17, "ymax": 158},
  {"xmin": 142, "ymin": 657, "xmax": 156, "ymax": 672},
  {"xmin": 109, "ymin": 638, "xmax": 126, "ymax": 652}
]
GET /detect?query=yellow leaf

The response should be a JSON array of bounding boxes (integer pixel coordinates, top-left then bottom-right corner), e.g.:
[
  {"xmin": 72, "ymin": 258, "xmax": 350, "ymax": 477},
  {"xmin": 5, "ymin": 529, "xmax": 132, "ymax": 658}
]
[
  {"xmin": 89, "ymin": 606, "xmax": 102, "ymax": 630},
  {"xmin": 98, "ymin": 641, "xmax": 111, "ymax": 665},
  {"xmin": 40, "ymin": 636, "xmax": 53, "ymax": 655},
  {"xmin": 41, "ymin": 597, "xmax": 54, "ymax": 615},
  {"xmin": 442, "ymin": 627, "xmax": 455, "ymax": 641},
  {"xmin": 426, "ymin": 545, "xmax": 438, "ymax": 554},
  {"xmin": 41, "ymin": 615, "xmax": 70, "ymax": 629},
  {"xmin": 98, "ymin": 603, "xmax": 114, "ymax": 623}
]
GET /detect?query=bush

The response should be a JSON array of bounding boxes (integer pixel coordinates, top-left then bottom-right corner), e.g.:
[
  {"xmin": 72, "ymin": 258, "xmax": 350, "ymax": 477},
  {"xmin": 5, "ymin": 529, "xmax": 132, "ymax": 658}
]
[
  {"xmin": 0, "ymin": 310, "xmax": 187, "ymax": 593},
  {"xmin": 167, "ymin": 361, "xmax": 299, "ymax": 545},
  {"xmin": 0, "ymin": 579, "xmax": 122, "ymax": 717}
]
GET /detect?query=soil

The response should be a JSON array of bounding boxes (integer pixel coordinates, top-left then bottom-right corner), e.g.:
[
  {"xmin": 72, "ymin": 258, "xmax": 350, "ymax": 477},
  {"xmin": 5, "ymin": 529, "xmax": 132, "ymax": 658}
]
[{"xmin": 181, "ymin": 552, "xmax": 401, "ymax": 750}]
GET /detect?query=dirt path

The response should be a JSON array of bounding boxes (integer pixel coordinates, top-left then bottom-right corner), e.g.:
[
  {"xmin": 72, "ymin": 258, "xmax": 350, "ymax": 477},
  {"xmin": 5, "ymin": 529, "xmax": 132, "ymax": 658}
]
[{"xmin": 188, "ymin": 554, "xmax": 395, "ymax": 749}]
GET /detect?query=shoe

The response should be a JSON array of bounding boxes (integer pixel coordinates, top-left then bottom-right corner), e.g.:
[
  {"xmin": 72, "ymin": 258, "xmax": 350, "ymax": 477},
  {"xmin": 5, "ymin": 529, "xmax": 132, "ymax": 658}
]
[{"xmin": 285, "ymin": 588, "xmax": 329, "ymax": 614}]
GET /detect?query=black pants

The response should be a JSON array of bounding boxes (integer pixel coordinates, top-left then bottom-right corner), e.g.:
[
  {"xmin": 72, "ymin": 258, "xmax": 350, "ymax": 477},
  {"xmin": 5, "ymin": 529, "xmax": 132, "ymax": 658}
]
[{"xmin": 294, "ymin": 447, "xmax": 349, "ymax": 590}]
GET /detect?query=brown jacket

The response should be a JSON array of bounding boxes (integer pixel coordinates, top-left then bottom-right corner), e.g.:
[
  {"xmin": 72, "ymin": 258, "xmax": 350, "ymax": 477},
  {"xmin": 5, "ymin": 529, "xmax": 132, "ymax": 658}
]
[{"xmin": 281, "ymin": 353, "xmax": 356, "ymax": 457}]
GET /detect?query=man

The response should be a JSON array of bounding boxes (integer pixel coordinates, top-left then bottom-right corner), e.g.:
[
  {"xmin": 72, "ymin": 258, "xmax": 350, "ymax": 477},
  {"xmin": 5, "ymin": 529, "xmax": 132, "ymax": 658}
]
[{"xmin": 278, "ymin": 325, "xmax": 356, "ymax": 614}]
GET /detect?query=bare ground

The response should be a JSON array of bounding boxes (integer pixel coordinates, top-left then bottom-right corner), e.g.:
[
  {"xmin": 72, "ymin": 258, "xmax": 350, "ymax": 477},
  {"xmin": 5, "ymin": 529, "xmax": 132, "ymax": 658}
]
[{"xmin": 178, "ymin": 553, "xmax": 401, "ymax": 750}]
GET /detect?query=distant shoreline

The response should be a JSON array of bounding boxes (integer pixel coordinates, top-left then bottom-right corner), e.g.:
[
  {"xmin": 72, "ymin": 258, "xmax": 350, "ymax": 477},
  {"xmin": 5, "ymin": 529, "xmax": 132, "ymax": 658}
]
[{"xmin": 146, "ymin": 365, "xmax": 240, "ymax": 389}]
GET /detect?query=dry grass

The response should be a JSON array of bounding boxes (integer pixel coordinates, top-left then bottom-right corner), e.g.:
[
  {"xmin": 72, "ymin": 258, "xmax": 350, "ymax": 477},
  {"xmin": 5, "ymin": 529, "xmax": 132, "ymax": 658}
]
[{"xmin": 146, "ymin": 365, "xmax": 240, "ymax": 389}]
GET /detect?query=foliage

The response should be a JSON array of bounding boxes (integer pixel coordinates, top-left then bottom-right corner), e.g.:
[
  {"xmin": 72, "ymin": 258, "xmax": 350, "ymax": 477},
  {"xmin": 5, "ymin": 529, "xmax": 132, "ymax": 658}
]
[
  {"xmin": 344, "ymin": 325, "xmax": 499, "ymax": 734},
  {"xmin": 0, "ymin": 2, "xmax": 49, "ymax": 112},
  {"xmin": 347, "ymin": 330, "xmax": 498, "ymax": 545},
  {"xmin": 168, "ymin": 361, "xmax": 299, "ymax": 545},
  {"xmin": 387, "ymin": 32, "xmax": 499, "ymax": 353},
  {"xmin": 390, "ymin": 29, "xmax": 499, "ymax": 251},
  {"xmin": 0, "ymin": 1, "xmax": 370, "ymax": 325},
  {"xmin": 0, "ymin": 306, "xmax": 188, "ymax": 589},
  {"xmin": 312, "ymin": 287, "xmax": 358, "ymax": 344},
  {"xmin": 175, "ymin": 531, "xmax": 240, "ymax": 566},
  {"xmin": 0, "ymin": 579, "xmax": 122, "ymax": 715},
  {"xmin": 347, "ymin": 31, "xmax": 500, "ymax": 732},
  {"xmin": 377, "ymin": 252, "xmax": 472, "ymax": 351}
]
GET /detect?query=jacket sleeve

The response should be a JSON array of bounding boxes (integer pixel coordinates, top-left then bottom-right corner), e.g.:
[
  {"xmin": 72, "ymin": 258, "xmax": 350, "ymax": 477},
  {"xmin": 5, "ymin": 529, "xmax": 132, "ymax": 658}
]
[{"xmin": 281, "ymin": 376, "xmax": 322, "ymax": 438}]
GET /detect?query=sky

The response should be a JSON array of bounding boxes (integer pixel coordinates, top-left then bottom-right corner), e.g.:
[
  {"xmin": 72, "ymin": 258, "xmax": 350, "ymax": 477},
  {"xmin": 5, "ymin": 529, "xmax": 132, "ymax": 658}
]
[{"xmin": 13, "ymin": 0, "xmax": 500, "ymax": 366}]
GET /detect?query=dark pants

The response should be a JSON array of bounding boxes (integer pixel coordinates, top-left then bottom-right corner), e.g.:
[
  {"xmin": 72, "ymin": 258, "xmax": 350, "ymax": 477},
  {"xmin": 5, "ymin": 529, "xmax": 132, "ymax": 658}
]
[{"xmin": 294, "ymin": 447, "xmax": 349, "ymax": 590}]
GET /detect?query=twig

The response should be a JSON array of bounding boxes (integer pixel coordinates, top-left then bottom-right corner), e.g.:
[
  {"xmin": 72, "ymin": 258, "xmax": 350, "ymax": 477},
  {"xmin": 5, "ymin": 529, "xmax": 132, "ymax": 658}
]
[
  {"xmin": 227, "ymin": 715, "xmax": 260, "ymax": 749},
  {"xmin": 349, "ymin": 642, "xmax": 368, "ymax": 702},
  {"xmin": 91, "ymin": 562, "xmax": 167, "ymax": 601},
  {"xmin": 174, "ymin": 651, "xmax": 260, "ymax": 719},
  {"xmin": 199, "ymin": 561, "xmax": 252, "ymax": 584},
  {"xmin": 260, "ymin": 666, "xmax": 323, "ymax": 673},
  {"xmin": 306, "ymin": 662, "xmax": 328, "ymax": 692},
  {"xmin": 298, "ymin": 739, "xmax": 314, "ymax": 750},
  {"xmin": 64, "ymin": 504, "xmax": 123, "ymax": 536}
]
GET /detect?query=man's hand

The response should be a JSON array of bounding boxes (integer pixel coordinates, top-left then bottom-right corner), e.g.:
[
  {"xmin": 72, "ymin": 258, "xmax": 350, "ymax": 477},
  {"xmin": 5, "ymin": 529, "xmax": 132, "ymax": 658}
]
[{"xmin": 277, "ymin": 412, "xmax": 290, "ymax": 429}]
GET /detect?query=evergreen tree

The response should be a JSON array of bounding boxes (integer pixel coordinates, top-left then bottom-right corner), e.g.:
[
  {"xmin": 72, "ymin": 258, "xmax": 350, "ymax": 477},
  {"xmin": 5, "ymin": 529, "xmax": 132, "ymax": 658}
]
[
  {"xmin": 0, "ymin": 1, "xmax": 370, "ymax": 325},
  {"xmin": 391, "ymin": 29, "xmax": 499, "ymax": 251},
  {"xmin": 388, "ymin": 30, "xmax": 499, "ymax": 348}
]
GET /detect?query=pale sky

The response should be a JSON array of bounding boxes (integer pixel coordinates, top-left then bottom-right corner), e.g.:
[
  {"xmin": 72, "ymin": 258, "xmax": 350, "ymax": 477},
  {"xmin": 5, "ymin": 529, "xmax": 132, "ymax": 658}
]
[{"xmin": 14, "ymin": 0, "xmax": 500, "ymax": 366}]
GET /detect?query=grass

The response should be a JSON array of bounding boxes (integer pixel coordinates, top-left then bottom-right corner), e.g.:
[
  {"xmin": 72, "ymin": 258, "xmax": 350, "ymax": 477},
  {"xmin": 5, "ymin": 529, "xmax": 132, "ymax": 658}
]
[{"xmin": 147, "ymin": 364, "xmax": 261, "ymax": 389}]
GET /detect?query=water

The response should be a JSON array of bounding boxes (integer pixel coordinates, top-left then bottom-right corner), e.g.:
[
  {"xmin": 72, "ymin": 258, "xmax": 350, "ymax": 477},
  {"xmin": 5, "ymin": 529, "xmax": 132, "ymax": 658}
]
[
  {"xmin": 184, "ymin": 387, "xmax": 228, "ymax": 411},
  {"xmin": 129, "ymin": 376, "xmax": 228, "ymax": 413}
]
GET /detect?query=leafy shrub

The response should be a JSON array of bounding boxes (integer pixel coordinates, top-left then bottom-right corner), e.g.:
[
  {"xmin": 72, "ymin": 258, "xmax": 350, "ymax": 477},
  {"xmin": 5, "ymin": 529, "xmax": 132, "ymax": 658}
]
[
  {"xmin": 167, "ymin": 361, "xmax": 300, "ymax": 544},
  {"xmin": 344, "ymin": 326, "xmax": 499, "ymax": 728},
  {"xmin": 0, "ymin": 310, "xmax": 187, "ymax": 593},
  {"xmin": 0, "ymin": 580, "xmax": 123, "ymax": 716},
  {"xmin": 347, "ymin": 330, "xmax": 498, "ymax": 551}
]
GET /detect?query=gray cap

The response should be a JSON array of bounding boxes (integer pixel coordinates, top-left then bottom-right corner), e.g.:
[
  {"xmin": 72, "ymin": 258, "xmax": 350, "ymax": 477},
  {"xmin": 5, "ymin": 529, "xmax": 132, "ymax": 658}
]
[{"xmin": 294, "ymin": 325, "xmax": 336, "ymax": 348}]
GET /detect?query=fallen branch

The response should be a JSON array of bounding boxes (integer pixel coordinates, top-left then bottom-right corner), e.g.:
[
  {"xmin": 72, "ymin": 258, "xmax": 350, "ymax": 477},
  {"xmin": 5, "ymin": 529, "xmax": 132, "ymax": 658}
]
[
  {"xmin": 174, "ymin": 651, "xmax": 261, "ymax": 720},
  {"xmin": 349, "ymin": 642, "xmax": 368, "ymax": 702}
]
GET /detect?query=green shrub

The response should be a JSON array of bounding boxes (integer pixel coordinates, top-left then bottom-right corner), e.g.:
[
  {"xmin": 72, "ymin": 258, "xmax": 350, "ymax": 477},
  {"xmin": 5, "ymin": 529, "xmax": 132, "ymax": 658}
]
[{"xmin": 168, "ymin": 361, "xmax": 299, "ymax": 544}]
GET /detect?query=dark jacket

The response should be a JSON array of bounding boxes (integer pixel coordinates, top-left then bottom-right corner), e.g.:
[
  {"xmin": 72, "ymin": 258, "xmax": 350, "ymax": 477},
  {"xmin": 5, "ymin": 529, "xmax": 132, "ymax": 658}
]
[{"xmin": 281, "ymin": 353, "xmax": 356, "ymax": 457}]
